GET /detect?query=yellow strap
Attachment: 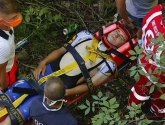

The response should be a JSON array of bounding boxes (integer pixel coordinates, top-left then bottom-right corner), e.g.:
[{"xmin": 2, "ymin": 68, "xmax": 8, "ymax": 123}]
[
  {"xmin": 0, "ymin": 94, "xmax": 28, "ymax": 117},
  {"xmin": 38, "ymin": 53, "xmax": 91, "ymax": 85},
  {"xmin": 89, "ymin": 37, "xmax": 98, "ymax": 62},
  {"xmin": 38, "ymin": 38, "xmax": 99, "ymax": 85},
  {"xmin": 0, "ymin": 37, "xmax": 118, "ymax": 118}
]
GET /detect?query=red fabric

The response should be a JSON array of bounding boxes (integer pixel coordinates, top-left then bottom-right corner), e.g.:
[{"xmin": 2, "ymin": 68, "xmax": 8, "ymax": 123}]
[
  {"xmin": 142, "ymin": 4, "xmax": 165, "ymax": 55},
  {"xmin": 6, "ymin": 56, "xmax": 17, "ymax": 87},
  {"xmin": 128, "ymin": 75, "xmax": 150, "ymax": 105},
  {"xmin": 129, "ymin": 4, "xmax": 165, "ymax": 116},
  {"xmin": 0, "ymin": 115, "xmax": 7, "ymax": 123}
]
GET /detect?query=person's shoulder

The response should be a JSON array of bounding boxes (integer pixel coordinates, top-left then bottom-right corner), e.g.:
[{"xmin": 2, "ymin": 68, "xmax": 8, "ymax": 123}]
[
  {"xmin": 59, "ymin": 106, "xmax": 78, "ymax": 125},
  {"xmin": 0, "ymin": 38, "xmax": 10, "ymax": 49},
  {"xmin": 29, "ymin": 97, "xmax": 42, "ymax": 108},
  {"xmin": 143, "ymin": 4, "xmax": 163, "ymax": 23}
]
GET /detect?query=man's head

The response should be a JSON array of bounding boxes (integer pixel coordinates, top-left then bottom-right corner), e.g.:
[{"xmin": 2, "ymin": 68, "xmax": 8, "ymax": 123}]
[
  {"xmin": 107, "ymin": 29, "xmax": 127, "ymax": 48},
  {"xmin": 44, "ymin": 76, "xmax": 65, "ymax": 101},
  {"xmin": 0, "ymin": 0, "xmax": 21, "ymax": 27},
  {"xmin": 101, "ymin": 24, "xmax": 132, "ymax": 49}
]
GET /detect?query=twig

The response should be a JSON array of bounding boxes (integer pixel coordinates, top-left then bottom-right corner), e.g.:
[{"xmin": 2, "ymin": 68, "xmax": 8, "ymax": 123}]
[
  {"xmin": 74, "ymin": 9, "xmax": 88, "ymax": 31},
  {"xmin": 79, "ymin": 0, "xmax": 106, "ymax": 24},
  {"xmin": 18, "ymin": 61, "xmax": 35, "ymax": 69}
]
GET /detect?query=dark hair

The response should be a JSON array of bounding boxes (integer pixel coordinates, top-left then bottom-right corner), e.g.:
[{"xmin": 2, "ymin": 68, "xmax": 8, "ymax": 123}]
[
  {"xmin": 44, "ymin": 76, "xmax": 65, "ymax": 101},
  {"xmin": 0, "ymin": 0, "xmax": 20, "ymax": 15}
]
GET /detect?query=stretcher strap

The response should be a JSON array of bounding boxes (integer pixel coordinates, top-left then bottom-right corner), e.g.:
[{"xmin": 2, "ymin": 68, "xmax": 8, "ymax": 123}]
[
  {"xmin": 64, "ymin": 43, "xmax": 94, "ymax": 92},
  {"xmin": 13, "ymin": 87, "xmax": 38, "ymax": 95},
  {"xmin": 108, "ymin": 48, "xmax": 131, "ymax": 61},
  {"xmin": 0, "ymin": 94, "xmax": 24, "ymax": 125},
  {"xmin": 38, "ymin": 53, "xmax": 90, "ymax": 85},
  {"xmin": 13, "ymin": 79, "xmax": 44, "ymax": 96},
  {"xmin": 0, "ymin": 94, "xmax": 28, "ymax": 117}
]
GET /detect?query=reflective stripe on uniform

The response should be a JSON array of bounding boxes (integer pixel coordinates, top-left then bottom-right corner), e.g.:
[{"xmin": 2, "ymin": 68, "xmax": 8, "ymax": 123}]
[{"xmin": 131, "ymin": 87, "xmax": 150, "ymax": 101}]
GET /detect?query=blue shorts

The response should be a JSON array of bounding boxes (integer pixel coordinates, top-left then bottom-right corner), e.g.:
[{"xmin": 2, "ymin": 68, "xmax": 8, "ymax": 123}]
[{"xmin": 127, "ymin": 11, "xmax": 143, "ymax": 29}]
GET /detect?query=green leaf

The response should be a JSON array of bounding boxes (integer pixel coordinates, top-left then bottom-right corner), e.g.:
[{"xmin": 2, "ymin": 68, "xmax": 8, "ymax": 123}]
[
  {"xmin": 145, "ymin": 55, "xmax": 152, "ymax": 60},
  {"xmin": 25, "ymin": 15, "xmax": 30, "ymax": 22},
  {"xmin": 137, "ymin": 48, "xmax": 144, "ymax": 54},
  {"xmin": 78, "ymin": 104, "xmax": 87, "ymax": 109},
  {"xmin": 149, "ymin": 85, "xmax": 155, "ymax": 94},
  {"xmin": 130, "ymin": 56, "xmax": 137, "ymax": 60},
  {"xmin": 125, "ymin": 115, "xmax": 129, "ymax": 119},
  {"xmin": 129, "ymin": 50, "xmax": 136, "ymax": 55},
  {"xmin": 127, "ymin": 106, "xmax": 134, "ymax": 111},
  {"xmin": 134, "ymin": 72, "xmax": 140, "ymax": 82},
  {"xmin": 143, "ymin": 119, "xmax": 153, "ymax": 124},
  {"xmin": 93, "ymin": 101, "xmax": 99, "ymax": 105},
  {"xmin": 85, "ymin": 107, "xmax": 90, "ymax": 115},
  {"xmin": 150, "ymin": 75, "xmax": 158, "ymax": 82},
  {"xmin": 145, "ymin": 81, "xmax": 152, "ymax": 86},
  {"xmin": 132, "ymin": 102, "xmax": 137, "ymax": 109},
  {"xmin": 109, "ymin": 97, "xmax": 116, "ymax": 106},
  {"xmin": 129, "ymin": 111, "xmax": 136, "ymax": 118},
  {"xmin": 92, "ymin": 95, "xmax": 99, "ymax": 100},
  {"xmin": 103, "ymin": 117, "xmax": 107, "ymax": 124},
  {"xmin": 138, "ymin": 54, "xmax": 145, "ymax": 59},
  {"xmin": 111, "ymin": 104, "xmax": 119, "ymax": 108},
  {"xmin": 155, "ymin": 83, "xmax": 164, "ymax": 88},
  {"xmin": 160, "ymin": 93, "xmax": 165, "ymax": 100},
  {"xmin": 106, "ymin": 115, "xmax": 112, "ymax": 120},
  {"xmin": 134, "ymin": 45, "xmax": 140, "ymax": 52},
  {"xmin": 136, "ymin": 110, "xmax": 142, "ymax": 114},
  {"xmin": 86, "ymin": 99, "xmax": 90, "ymax": 106},
  {"xmin": 130, "ymin": 70, "xmax": 137, "ymax": 77},
  {"xmin": 138, "ymin": 70, "xmax": 146, "ymax": 75},
  {"xmin": 39, "ymin": 7, "xmax": 48, "ymax": 17},
  {"xmin": 129, "ymin": 66, "xmax": 137, "ymax": 70},
  {"xmin": 101, "ymin": 97, "xmax": 108, "ymax": 101},
  {"xmin": 101, "ymin": 107, "xmax": 108, "ymax": 112},
  {"xmin": 103, "ymin": 100, "xmax": 109, "ymax": 107},
  {"xmin": 109, "ymin": 121, "xmax": 115, "ymax": 125},
  {"xmin": 108, "ymin": 108, "xmax": 116, "ymax": 113},
  {"xmin": 98, "ymin": 91, "xmax": 103, "ymax": 98}
]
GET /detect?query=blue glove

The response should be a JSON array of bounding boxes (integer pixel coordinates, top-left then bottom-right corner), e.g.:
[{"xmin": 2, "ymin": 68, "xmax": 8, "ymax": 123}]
[{"xmin": 138, "ymin": 39, "xmax": 142, "ymax": 47}]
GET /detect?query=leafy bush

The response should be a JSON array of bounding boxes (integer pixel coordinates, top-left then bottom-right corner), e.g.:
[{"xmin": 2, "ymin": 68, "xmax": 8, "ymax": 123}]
[{"xmin": 79, "ymin": 91, "xmax": 153, "ymax": 125}]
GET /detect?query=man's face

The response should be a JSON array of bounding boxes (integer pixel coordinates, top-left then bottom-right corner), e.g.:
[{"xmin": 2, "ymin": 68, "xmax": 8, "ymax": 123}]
[
  {"xmin": 107, "ymin": 29, "xmax": 127, "ymax": 48},
  {"xmin": 0, "ymin": 12, "xmax": 21, "ymax": 27}
]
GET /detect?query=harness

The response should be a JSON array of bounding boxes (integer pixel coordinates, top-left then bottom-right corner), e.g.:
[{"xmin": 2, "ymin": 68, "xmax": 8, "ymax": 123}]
[
  {"xmin": 0, "ymin": 79, "xmax": 44, "ymax": 119},
  {"xmin": 38, "ymin": 37, "xmax": 118, "ymax": 92}
]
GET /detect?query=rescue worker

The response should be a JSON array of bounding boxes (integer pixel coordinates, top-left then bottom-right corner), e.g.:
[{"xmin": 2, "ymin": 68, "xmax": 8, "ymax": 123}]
[
  {"xmin": 0, "ymin": 0, "xmax": 22, "ymax": 91},
  {"xmin": 29, "ymin": 76, "xmax": 78, "ymax": 125},
  {"xmin": 129, "ymin": 4, "xmax": 165, "ymax": 117},
  {"xmin": 115, "ymin": 0, "xmax": 158, "ymax": 40}
]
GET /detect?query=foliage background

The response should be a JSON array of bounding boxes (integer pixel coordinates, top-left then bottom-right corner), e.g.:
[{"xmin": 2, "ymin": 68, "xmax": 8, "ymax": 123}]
[{"xmin": 15, "ymin": 0, "xmax": 164, "ymax": 125}]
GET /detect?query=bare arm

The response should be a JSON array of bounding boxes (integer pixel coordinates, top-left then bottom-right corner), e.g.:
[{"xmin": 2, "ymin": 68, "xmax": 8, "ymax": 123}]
[
  {"xmin": 0, "ymin": 115, "xmax": 11, "ymax": 125},
  {"xmin": 33, "ymin": 47, "xmax": 66, "ymax": 80},
  {"xmin": 115, "ymin": 0, "xmax": 133, "ymax": 28},
  {"xmin": 0, "ymin": 62, "xmax": 8, "ymax": 90},
  {"xmin": 65, "ymin": 71, "xmax": 109, "ymax": 96}
]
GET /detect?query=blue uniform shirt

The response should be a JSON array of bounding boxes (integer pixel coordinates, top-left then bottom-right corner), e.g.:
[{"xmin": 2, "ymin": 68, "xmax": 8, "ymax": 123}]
[{"xmin": 29, "ymin": 97, "xmax": 78, "ymax": 125}]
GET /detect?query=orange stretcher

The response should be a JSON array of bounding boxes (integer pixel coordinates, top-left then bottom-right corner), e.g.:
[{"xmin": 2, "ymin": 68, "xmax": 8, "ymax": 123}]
[{"xmin": 66, "ymin": 37, "xmax": 137, "ymax": 105}]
